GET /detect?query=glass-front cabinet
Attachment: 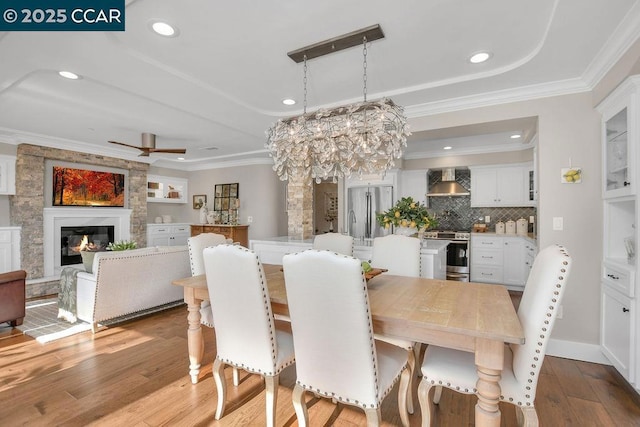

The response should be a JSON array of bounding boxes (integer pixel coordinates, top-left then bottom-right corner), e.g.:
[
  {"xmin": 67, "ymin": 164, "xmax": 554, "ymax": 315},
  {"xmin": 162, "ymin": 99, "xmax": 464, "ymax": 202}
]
[
  {"xmin": 598, "ymin": 75, "xmax": 640, "ymax": 389},
  {"xmin": 605, "ymin": 109, "xmax": 629, "ymax": 194},
  {"xmin": 598, "ymin": 76, "xmax": 639, "ymax": 199}
]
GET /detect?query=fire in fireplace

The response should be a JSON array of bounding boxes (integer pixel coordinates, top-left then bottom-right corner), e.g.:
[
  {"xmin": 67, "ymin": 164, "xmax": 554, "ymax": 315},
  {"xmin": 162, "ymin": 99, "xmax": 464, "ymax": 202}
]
[{"xmin": 61, "ymin": 225, "xmax": 114, "ymax": 266}]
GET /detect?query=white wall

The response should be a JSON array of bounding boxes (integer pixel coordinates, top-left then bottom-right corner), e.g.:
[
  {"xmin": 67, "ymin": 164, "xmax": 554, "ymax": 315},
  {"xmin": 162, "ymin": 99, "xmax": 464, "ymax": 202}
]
[
  {"xmin": 184, "ymin": 164, "xmax": 287, "ymax": 240},
  {"xmin": 410, "ymin": 91, "xmax": 602, "ymax": 349}
]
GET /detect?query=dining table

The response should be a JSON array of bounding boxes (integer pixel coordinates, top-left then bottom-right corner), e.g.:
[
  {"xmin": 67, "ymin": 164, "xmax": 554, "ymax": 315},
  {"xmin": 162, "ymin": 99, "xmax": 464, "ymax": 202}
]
[{"xmin": 172, "ymin": 264, "xmax": 524, "ymax": 427}]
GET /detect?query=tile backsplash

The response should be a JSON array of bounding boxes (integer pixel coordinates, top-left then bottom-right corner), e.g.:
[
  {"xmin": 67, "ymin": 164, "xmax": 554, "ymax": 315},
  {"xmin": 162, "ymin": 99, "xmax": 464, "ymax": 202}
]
[{"xmin": 426, "ymin": 169, "xmax": 536, "ymax": 232}]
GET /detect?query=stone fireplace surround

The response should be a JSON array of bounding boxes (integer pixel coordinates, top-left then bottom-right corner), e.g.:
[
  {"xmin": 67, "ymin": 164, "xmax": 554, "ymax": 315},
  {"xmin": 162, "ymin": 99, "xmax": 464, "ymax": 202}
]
[{"xmin": 10, "ymin": 144, "xmax": 149, "ymax": 298}]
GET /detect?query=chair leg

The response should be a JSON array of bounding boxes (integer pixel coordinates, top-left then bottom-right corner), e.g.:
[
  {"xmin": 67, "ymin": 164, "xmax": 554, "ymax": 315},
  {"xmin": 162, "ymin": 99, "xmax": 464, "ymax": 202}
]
[
  {"xmin": 406, "ymin": 348, "xmax": 415, "ymax": 414},
  {"xmin": 433, "ymin": 385, "xmax": 443, "ymax": 404},
  {"xmin": 264, "ymin": 374, "xmax": 279, "ymax": 427},
  {"xmin": 364, "ymin": 408, "xmax": 382, "ymax": 426},
  {"xmin": 517, "ymin": 405, "xmax": 539, "ymax": 427},
  {"xmin": 414, "ymin": 343, "xmax": 422, "ymax": 375},
  {"xmin": 213, "ymin": 359, "xmax": 227, "ymax": 420},
  {"xmin": 232, "ymin": 367, "xmax": 240, "ymax": 386},
  {"xmin": 397, "ymin": 367, "xmax": 411, "ymax": 427},
  {"xmin": 417, "ymin": 379, "xmax": 435, "ymax": 427},
  {"xmin": 292, "ymin": 383, "xmax": 309, "ymax": 427}
]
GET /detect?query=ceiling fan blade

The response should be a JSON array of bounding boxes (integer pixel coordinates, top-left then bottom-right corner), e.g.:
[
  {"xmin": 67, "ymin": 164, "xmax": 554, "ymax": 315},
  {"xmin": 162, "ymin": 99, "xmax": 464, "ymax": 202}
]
[
  {"xmin": 108, "ymin": 140, "xmax": 143, "ymax": 150},
  {"xmin": 149, "ymin": 148, "xmax": 187, "ymax": 154}
]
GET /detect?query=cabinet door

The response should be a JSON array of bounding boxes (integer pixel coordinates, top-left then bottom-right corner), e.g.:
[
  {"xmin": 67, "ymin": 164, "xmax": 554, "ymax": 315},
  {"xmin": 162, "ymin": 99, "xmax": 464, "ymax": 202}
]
[
  {"xmin": 503, "ymin": 238, "xmax": 525, "ymax": 286},
  {"xmin": 149, "ymin": 235, "xmax": 170, "ymax": 246},
  {"xmin": 470, "ymin": 169, "xmax": 497, "ymax": 206},
  {"xmin": 399, "ymin": 170, "xmax": 427, "ymax": 205},
  {"xmin": 604, "ymin": 108, "xmax": 631, "ymax": 197},
  {"xmin": 601, "ymin": 284, "xmax": 633, "ymax": 381},
  {"xmin": 0, "ymin": 243, "xmax": 11, "ymax": 274},
  {"xmin": 496, "ymin": 167, "xmax": 526, "ymax": 206}
]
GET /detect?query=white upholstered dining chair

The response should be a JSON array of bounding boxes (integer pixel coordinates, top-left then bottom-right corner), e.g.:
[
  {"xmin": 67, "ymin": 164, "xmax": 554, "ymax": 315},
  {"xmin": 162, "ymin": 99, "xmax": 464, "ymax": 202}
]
[
  {"xmin": 418, "ymin": 244, "xmax": 572, "ymax": 426},
  {"xmin": 203, "ymin": 244, "xmax": 295, "ymax": 427},
  {"xmin": 312, "ymin": 232, "xmax": 354, "ymax": 256},
  {"xmin": 282, "ymin": 249, "xmax": 411, "ymax": 427},
  {"xmin": 370, "ymin": 233, "xmax": 422, "ymax": 413},
  {"xmin": 187, "ymin": 233, "xmax": 240, "ymax": 384},
  {"xmin": 371, "ymin": 234, "xmax": 421, "ymax": 277}
]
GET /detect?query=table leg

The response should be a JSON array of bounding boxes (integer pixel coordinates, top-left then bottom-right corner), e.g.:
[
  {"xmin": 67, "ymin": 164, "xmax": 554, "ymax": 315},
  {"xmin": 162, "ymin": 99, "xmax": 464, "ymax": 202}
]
[
  {"xmin": 185, "ymin": 289, "xmax": 204, "ymax": 384},
  {"xmin": 474, "ymin": 338, "xmax": 504, "ymax": 427}
]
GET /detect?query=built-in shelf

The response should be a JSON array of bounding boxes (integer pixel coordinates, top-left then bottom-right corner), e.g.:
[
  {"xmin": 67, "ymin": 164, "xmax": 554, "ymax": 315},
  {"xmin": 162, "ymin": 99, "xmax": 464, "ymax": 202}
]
[{"xmin": 147, "ymin": 175, "xmax": 188, "ymax": 204}]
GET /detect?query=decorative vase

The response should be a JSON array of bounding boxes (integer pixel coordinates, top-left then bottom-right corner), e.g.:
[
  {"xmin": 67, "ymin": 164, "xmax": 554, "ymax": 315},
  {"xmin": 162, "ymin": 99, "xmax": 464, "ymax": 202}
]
[
  {"xmin": 199, "ymin": 203, "xmax": 208, "ymax": 224},
  {"xmin": 80, "ymin": 251, "xmax": 98, "ymax": 273},
  {"xmin": 206, "ymin": 211, "xmax": 216, "ymax": 224},
  {"xmin": 394, "ymin": 226, "xmax": 418, "ymax": 237}
]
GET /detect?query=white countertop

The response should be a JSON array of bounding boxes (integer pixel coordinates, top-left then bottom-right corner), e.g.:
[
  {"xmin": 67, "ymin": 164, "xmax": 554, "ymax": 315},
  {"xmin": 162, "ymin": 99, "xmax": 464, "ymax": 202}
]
[{"xmin": 250, "ymin": 236, "xmax": 449, "ymax": 254}]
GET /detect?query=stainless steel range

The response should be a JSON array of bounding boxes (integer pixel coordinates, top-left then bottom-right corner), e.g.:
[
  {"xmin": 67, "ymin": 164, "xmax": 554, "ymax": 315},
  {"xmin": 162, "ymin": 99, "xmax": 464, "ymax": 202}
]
[{"xmin": 423, "ymin": 230, "xmax": 470, "ymax": 281}]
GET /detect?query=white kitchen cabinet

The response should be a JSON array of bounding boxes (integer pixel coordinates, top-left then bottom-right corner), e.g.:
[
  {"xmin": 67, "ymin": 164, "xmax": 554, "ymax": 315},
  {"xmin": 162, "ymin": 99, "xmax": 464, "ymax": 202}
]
[
  {"xmin": 147, "ymin": 175, "xmax": 188, "ymax": 204},
  {"xmin": 470, "ymin": 234, "xmax": 533, "ymax": 290},
  {"xmin": 0, "ymin": 155, "xmax": 16, "ymax": 195},
  {"xmin": 0, "ymin": 227, "xmax": 21, "ymax": 273},
  {"xmin": 597, "ymin": 75, "xmax": 640, "ymax": 199},
  {"xmin": 469, "ymin": 163, "xmax": 533, "ymax": 207},
  {"xmin": 503, "ymin": 237, "xmax": 526, "ymax": 286},
  {"xmin": 599, "ymin": 76, "xmax": 640, "ymax": 388},
  {"xmin": 601, "ymin": 282, "xmax": 634, "ymax": 382},
  {"xmin": 147, "ymin": 223, "xmax": 190, "ymax": 246},
  {"xmin": 524, "ymin": 241, "xmax": 537, "ymax": 276},
  {"xmin": 398, "ymin": 170, "xmax": 428, "ymax": 206}
]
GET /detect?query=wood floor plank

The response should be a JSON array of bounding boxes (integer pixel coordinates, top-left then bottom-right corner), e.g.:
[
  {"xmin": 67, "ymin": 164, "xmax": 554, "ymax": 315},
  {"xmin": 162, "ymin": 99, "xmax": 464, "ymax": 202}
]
[
  {"xmin": 546, "ymin": 355, "xmax": 601, "ymax": 402},
  {"xmin": 2, "ymin": 306, "xmax": 640, "ymax": 426}
]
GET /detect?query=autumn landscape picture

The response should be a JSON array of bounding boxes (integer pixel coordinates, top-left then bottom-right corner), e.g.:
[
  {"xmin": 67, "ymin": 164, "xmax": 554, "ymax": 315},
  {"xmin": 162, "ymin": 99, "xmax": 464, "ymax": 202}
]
[{"xmin": 52, "ymin": 166, "xmax": 125, "ymax": 207}]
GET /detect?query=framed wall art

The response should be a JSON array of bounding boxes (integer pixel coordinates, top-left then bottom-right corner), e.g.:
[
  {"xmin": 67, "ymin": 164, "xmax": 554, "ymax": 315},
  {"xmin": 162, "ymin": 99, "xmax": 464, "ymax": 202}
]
[
  {"xmin": 193, "ymin": 194, "xmax": 207, "ymax": 209},
  {"xmin": 213, "ymin": 183, "xmax": 239, "ymax": 224}
]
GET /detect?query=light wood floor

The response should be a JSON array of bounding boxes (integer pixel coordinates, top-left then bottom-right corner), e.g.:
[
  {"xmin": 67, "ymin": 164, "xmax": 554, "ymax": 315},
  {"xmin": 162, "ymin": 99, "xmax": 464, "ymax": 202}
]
[{"xmin": 1, "ymin": 306, "xmax": 640, "ymax": 426}]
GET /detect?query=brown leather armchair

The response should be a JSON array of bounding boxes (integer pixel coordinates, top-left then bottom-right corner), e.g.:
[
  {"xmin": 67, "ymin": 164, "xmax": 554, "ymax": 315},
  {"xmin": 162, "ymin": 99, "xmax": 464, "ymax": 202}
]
[{"xmin": 0, "ymin": 270, "xmax": 26, "ymax": 326}]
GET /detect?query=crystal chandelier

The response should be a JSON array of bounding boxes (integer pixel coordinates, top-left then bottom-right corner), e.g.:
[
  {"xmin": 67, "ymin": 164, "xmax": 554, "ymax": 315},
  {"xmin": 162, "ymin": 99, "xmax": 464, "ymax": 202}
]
[{"xmin": 266, "ymin": 25, "xmax": 410, "ymax": 183}]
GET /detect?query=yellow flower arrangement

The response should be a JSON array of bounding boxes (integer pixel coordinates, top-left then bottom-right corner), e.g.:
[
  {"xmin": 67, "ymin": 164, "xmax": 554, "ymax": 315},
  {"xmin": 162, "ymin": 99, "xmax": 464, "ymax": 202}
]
[{"xmin": 376, "ymin": 197, "xmax": 438, "ymax": 231}]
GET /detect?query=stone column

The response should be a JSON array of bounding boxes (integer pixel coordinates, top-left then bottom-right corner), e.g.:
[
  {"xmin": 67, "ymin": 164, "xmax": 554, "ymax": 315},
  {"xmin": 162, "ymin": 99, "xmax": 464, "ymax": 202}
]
[{"xmin": 286, "ymin": 173, "xmax": 313, "ymax": 239}]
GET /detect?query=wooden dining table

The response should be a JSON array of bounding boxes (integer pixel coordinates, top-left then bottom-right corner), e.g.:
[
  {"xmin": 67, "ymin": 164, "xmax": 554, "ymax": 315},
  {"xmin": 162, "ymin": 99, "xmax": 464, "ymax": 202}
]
[{"xmin": 172, "ymin": 264, "xmax": 524, "ymax": 427}]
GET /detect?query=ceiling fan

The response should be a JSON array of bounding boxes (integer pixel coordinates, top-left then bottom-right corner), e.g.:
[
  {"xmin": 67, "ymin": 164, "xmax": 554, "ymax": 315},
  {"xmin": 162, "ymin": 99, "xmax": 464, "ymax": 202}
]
[{"xmin": 108, "ymin": 132, "xmax": 186, "ymax": 157}]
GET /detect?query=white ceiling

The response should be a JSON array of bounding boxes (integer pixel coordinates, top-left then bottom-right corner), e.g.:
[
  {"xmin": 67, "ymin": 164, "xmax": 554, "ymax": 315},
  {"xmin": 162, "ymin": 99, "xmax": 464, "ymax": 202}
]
[{"xmin": 0, "ymin": 0, "xmax": 638, "ymax": 169}]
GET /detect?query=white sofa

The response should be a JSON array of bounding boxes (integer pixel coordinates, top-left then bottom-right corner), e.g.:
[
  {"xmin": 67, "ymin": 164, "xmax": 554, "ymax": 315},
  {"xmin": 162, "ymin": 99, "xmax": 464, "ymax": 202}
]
[{"xmin": 76, "ymin": 246, "xmax": 190, "ymax": 331}]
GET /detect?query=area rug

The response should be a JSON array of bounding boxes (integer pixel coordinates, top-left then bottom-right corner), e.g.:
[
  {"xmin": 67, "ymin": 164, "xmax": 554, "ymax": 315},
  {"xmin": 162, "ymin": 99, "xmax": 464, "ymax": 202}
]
[
  {"xmin": 14, "ymin": 298, "xmax": 187, "ymax": 344},
  {"xmin": 16, "ymin": 298, "xmax": 92, "ymax": 343}
]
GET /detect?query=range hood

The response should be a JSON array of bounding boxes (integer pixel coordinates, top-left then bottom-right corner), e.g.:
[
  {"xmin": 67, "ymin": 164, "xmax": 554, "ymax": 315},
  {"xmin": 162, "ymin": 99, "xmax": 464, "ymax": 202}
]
[{"xmin": 427, "ymin": 168, "xmax": 470, "ymax": 196}]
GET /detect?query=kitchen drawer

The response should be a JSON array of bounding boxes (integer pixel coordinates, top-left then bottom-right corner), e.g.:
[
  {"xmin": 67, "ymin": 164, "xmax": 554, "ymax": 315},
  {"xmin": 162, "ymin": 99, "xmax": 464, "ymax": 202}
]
[
  {"xmin": 471, "ymin": 265, "xmax": 503, "ymax": 284},
  {"xmin": 471, "ymin": 235, "xmax": 503, "ymax": 249},
  {"xmin": 603, "ymin": 262, "xmax": 634, "ymax": 298},
  {"xmin": 471, "ymin": 248, "xmax": 503, "ymax": 266}
]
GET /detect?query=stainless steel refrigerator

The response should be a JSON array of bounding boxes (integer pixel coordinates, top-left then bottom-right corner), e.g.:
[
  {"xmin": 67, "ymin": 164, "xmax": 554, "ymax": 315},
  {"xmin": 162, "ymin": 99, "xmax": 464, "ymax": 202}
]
[{"xmin": 346, "ymin": 185, "xmax": 394, "ymax": 240}]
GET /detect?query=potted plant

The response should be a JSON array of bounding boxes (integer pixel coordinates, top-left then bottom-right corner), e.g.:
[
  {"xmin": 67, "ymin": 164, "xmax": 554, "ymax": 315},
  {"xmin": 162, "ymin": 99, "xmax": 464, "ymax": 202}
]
[
  {"xmin": 106, "ymin": 240, "xmax": 138, "ymax": 251},
  {"xmin": 376, "ymin": 197, "xmax": 438, "ymax": 236}
]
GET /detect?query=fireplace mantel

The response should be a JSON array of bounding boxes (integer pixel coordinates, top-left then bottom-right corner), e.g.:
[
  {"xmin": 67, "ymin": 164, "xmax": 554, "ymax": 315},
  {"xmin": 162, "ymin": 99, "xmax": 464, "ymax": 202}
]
[{"xmin": 43, "ymin": 207, "xmax": 132, "ymax": 278}]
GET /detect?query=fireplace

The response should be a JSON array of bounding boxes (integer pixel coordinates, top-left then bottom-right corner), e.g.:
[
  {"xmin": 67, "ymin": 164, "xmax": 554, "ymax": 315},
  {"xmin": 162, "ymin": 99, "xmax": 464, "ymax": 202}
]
[
  {"xmin": 60, "ymin": 225, "xmax": 114, "ymax": 266},
  {"xmin": 44, "ymin": 207, "xmax": 132, "ymax": 277}
]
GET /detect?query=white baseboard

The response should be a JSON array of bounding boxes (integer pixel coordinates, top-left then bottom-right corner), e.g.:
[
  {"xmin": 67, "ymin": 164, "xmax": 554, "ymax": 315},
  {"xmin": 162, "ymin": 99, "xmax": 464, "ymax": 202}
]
[{"xmin": 546, "ymin": 338, "xmax": 611, "ymax": 365}]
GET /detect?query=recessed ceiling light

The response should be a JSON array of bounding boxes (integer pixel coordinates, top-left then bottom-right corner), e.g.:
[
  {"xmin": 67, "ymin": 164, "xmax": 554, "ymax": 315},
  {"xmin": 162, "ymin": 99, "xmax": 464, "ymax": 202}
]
[
  {"xmin": 443, "ymin": 146, "xmax": 452, "ymax": 150},
  {"xmin": 510, "ymin": 134, "xmax": 522, "ymax": 139},
  {"xmin": 469, "ymin": 52, "xmax": 491, "ymax": 64},
  {"xmin": 282, "ymin": 99, "xmax": 296, "ymax": 106},
  {"xmin": 58, "ymin": 71, "xmax": 80, "ymax": 80},
  {"xmin": 151, "ymin": 21, "xmax": 178, "ymax": 37}
]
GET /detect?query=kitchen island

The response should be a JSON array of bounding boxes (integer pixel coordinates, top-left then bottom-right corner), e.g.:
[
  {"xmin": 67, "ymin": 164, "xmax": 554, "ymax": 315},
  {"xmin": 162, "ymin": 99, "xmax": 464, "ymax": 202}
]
[{"xmin": 249, "ymin": 236, "xmax": 449, "ymax": 279}]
